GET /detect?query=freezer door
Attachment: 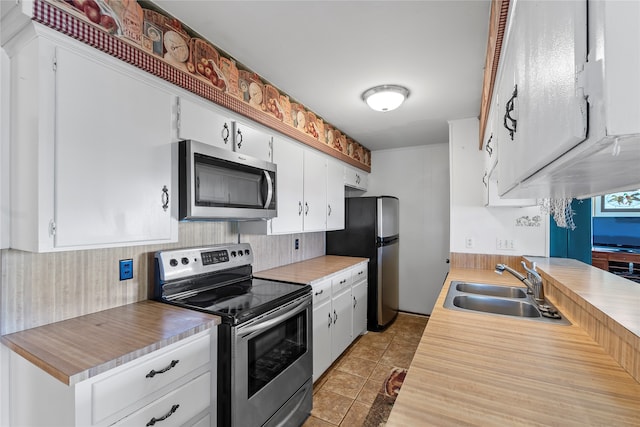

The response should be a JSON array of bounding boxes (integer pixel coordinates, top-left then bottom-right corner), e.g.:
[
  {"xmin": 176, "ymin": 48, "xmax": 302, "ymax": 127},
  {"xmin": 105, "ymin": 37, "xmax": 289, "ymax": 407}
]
[
  {"xmin": 377, "ymin": 240, "xmax": 399, "ymax": 327},
  {"xmin": 377, "ymin": 197, "xmax": 399, "ymax": 238}
]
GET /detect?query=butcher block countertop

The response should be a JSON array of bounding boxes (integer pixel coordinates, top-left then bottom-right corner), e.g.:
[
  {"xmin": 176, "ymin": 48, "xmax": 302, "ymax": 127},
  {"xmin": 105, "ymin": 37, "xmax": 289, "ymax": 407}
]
[
  {"xmin": 1, "ymin": 300, "xmax": 220, "ymax": 385},
  {"xmin": 254, "ymin": 255, "xmax": 368, "ymax": 284},
  {"xmin": 387, "ymin": 264, "xmax": 640, "ymax": 426}
]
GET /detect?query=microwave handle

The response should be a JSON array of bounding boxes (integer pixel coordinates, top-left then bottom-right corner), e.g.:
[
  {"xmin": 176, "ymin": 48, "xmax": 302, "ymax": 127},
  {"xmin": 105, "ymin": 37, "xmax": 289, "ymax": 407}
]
[{"xmin": 263, "ymin": 170, "xmax": 274, "ymax": 209}]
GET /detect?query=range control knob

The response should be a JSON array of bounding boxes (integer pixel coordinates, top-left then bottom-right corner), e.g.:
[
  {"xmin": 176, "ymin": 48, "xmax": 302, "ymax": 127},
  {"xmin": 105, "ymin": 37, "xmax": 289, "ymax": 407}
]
[
  {"xmin": 181, "ymin": 257, "xmax": 189, "ymax": 265},
  {"xmin": 230, "ymin": 251, "xmax": 237, "ymax": 258},
  {"xmin": 238, "ymin": 251, "xmax": 243, "ymax": 256},
  {"xmin": 244, "ymin": 250, "xmax": 250, "ymax": 255},
  {"xmin": 169, "ymin": 259, "xmax": 178, "ymax": 267}
]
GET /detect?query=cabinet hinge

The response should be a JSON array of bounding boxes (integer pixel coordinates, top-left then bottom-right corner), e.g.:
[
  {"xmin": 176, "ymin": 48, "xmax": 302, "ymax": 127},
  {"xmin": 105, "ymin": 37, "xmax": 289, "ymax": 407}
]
[
  {"xmin": 49, "ymin": 220, "xmax": 56, "ymax": 237},
  {"xmin": 52, "ymin": 55, "xmax": 57, "ymax": 71},
  {"xmin": 576, "ymin": 58, "xmax": 603, "ymax": 101},
  {"xmin": 176, "ymin": 101, "xmax": 181, "ymax": 132}
]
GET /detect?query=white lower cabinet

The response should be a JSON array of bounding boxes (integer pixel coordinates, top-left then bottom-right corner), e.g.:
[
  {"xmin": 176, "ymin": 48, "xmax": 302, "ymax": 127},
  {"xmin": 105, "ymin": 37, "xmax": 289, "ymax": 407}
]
[
  {"xmin": 312, "ymin": 278, "xmax": 333, "ymax": 382},
  {"xmin": 330, "ymin": 271, "xmax": 354, "ymax": 359},
  {"xmin": 311, "ymin": 262, "xmax": 368, "ymax": 382},
  {"xmin": 351, "ymin": 266, "xmax": 368, "ymax": 337},
  {"xmin": 8, "ymin": 330, "xmax": 216, "ymax": 427}
]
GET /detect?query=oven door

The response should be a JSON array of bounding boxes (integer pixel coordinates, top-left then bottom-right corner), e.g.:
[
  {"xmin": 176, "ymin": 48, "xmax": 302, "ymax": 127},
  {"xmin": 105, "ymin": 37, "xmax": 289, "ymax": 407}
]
[{"xmin": 233, "ymin": 294, "xmax": 312, "ymax": 427}]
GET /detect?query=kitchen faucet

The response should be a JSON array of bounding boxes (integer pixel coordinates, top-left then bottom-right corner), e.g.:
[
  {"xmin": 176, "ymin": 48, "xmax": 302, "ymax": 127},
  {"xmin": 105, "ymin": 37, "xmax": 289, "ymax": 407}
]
[{"xmin": 495, "ymin": 261, "xmax": 545, "ymax": 304}]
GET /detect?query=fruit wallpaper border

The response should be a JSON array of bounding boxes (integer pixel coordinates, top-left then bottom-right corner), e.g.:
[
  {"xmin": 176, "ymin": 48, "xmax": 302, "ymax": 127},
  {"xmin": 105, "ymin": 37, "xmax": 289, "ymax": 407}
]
[{"xmin": 34, "ymin": 0, "xmax": 371, "ymax": 171}]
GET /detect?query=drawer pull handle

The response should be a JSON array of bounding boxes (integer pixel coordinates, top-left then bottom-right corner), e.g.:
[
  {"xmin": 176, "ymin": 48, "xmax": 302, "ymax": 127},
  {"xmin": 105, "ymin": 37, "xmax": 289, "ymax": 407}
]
[
  {"xmin": 146, "ymin": 404, "xmax": 180, "ymax": 426},
  {"xmin": 146, "ymin": 359, "xmax": 179, "ymax": 378},
  {"xmin": 315, "ymin": 289, "xmax": 324, "ymax": 296}
]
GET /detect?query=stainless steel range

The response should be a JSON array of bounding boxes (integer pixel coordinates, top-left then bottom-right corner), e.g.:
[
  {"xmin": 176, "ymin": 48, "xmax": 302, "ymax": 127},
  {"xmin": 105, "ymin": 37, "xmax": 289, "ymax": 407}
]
[{"xmin": 154, "ymin": 243, "xmax": 312, "ymax": 427}]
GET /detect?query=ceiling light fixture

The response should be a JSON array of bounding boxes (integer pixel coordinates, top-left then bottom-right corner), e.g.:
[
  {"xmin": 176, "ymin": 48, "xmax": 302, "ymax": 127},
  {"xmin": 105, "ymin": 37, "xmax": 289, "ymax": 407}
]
[{"xmin": 362, "ymin": 84, "xmax": 410, "ymax": 112}]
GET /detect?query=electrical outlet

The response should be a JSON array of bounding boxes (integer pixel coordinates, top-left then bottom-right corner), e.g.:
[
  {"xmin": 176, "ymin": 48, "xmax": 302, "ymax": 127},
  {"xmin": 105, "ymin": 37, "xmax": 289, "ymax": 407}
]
[
  {"xmin": 119, "ymin": 259, "xmax": 133, "ymax": 281},
  {"xmin": 496, "ymin": 239, "xmax": 516, "ymax": 250},
  {"xmin": 294, "ymin": 238, "xmax": 300, "ymax": 250},
  {"xmin": 465, "ymin": 237, "xmax": 474, "ymax": 248}
]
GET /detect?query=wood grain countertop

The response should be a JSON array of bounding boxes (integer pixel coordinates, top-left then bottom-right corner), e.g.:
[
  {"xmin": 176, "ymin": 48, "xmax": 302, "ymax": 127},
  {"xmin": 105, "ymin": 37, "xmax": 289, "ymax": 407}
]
[
  {"xmin": 1, "ymin": 300, "xmax": 220, "ymax": 386},
  {"xmin": 254, "ymin": 255, "xmax": 368, "ymax": 284},
  {"xmin": 386, "ymin": 267, "xmax": 640, "ymax": 426}
]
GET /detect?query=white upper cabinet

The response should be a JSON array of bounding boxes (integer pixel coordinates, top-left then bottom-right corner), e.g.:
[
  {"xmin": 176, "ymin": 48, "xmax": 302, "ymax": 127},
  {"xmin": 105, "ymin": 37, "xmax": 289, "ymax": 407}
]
[
  {"xmin": 241, "ymin": 135, "xmax": 345, "ymax": 235},
  {"xmin": 233, "ymin": 120, "xmax": 273, "ymax": 162},
  {"xmin": 176, "ymin": 96, "xmax": 233, "ymax": 150},
  {"xmin": 9, "ymin": 27, "xmax": 177, "ymax": 252},
  {"xmin": 269, "ymin": 136, "xmax": 305, "ymax": 234},
  {"xmin": 497, "ymin": 0, "xmax": 588, "ymax": 197},
  {"xmin": 344, "ymin": 165, "xmax": 368, "ymax": 191},
  {"xmin": 326, "ymin": 159, "xmax": 345, "ymax": 231},
  {"xmin": 302, "ymin": 149, "xmax": 327, "ymax": 232},
  {"xmin": 494, "ymin": 0, "xmax": 640, "ymax": 198}
]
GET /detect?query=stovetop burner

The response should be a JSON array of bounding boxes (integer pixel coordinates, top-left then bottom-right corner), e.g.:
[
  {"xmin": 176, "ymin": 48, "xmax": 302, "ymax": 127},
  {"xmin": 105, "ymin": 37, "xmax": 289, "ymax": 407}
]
[
  {"xmin": 155, "ymin": 243, "xmax": 311, "ymax": 324},
  {"xmin": 172, "ymin": 278, "xmax": 308, "ymax": 323}
]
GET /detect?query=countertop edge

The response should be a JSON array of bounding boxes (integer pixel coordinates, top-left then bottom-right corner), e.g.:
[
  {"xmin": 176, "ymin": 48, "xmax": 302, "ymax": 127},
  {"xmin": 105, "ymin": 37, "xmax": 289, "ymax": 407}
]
[{"xmin": 1, "ymin": 302, "xmax": 221, "ymax": 386}]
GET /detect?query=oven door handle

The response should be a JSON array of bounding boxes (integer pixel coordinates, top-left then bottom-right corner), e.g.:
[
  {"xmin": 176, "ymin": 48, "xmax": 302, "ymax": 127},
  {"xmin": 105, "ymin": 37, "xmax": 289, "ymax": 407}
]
[{"xmin": 238, "ymin": 297, "xmax": 309, "ymax": 339}]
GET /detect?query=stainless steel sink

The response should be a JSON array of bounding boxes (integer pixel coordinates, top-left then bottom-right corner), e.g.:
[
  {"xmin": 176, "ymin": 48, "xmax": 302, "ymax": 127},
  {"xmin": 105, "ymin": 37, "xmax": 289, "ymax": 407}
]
[
  {"xmin": 452, "ymin": 295, "xmax": 539, "ymax": 317},
  {"xmin": 443, "ymin": 281, "xmax": 571, "ymax": 325},
  {"xmin": 455, "ymin": 282, "xmax": 527, "ymax": 298}
]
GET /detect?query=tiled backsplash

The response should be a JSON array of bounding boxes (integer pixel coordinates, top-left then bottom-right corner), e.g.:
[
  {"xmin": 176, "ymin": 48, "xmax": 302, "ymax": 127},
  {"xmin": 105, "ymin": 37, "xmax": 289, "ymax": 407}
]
[{"xmin": 0, "ymin": 222, "xmax": 324, "ymax": 335}]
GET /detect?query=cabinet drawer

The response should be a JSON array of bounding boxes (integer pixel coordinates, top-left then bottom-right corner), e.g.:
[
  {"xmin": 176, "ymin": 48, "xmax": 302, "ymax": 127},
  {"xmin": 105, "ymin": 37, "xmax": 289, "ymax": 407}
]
[
  {"xmin": 332, "ymin": 271, "xmax": 352, "ymax": 294},
  {"xmin": 312, "ymin": 279, "xmax": 332, "ymax": 305},
  {"xmin": 92, "ymin": 334, "xmax": 210, "ymax": 424},
  {"xmin": 351, "ymin": 264, "xmax": 368, "ymax": 283},
  {"xmin": 112, "ymin": 372, "xmax": 211, "ymax": 427}
]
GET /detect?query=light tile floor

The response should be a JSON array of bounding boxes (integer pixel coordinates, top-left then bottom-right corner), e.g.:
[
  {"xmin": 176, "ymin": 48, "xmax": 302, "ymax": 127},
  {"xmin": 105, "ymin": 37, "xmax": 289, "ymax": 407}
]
[{"xmin": 303, "ymin": 312, "xmax": 429, "ymax": 427}]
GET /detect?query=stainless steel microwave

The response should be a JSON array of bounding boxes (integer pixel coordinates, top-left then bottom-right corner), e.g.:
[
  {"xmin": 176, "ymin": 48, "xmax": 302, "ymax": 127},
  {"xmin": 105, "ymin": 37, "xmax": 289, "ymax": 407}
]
[{"xmin": 178, "ymin": 140, "xmax": 277, "ymax": 220}]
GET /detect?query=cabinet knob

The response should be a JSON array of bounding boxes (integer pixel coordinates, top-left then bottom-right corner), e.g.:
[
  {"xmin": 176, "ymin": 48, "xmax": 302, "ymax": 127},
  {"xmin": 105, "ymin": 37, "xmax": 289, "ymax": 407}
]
[
  {"xmin": 503, "ymin": 85, "xmax": 518, "ymax": 140},
  {"xmin": 222, "ymin": 123, "xmax": 230, "ymax": 144},
  {"xmin": 485, "ymin": 133, "xmax": 493, "ymax": 156},
  {"xmin": 146, "ymin": 404, "xmax": 180, "ymax": 426},
  {"xmin": 353, "ymin": 295, "xmax": 357, "ymax": 308},
  {"xmin": 482, "ymin": 171, "xmax": 488, "ymax": 188},
  {"xmin": 305, "ymin": 202, "xmax": 309, "ymax": 216},
  {"xmin": 328, "ymin": 204, "xmax": 332, "ymax": 216},
  {"xmin": 145, "ymin": 359, "xmax": 179, "ymax": 378},
  {"xmin": 236, "ymin": 128, "xmax": 243, "ymax": 148},
  {"xmin": 333, "ymin": 309, "xmax": 338, "ymax": 324},
  {"xmin": 161, "ymin": 185, "xmax": 169, "ymax": 212},
  {"xmin": 298, "ymin": 201, "xmax": 303, "ymax": 216},
  {"xmin": 328, "ymin": 312, "xmax": 332, "ymax": 328}
]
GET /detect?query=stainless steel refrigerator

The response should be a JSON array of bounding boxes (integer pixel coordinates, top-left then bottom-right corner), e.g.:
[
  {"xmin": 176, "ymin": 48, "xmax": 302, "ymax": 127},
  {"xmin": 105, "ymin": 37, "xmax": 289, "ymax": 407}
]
[{"xmin": 326, "ymin": 196, "xmax": 399, "ymax": 331}]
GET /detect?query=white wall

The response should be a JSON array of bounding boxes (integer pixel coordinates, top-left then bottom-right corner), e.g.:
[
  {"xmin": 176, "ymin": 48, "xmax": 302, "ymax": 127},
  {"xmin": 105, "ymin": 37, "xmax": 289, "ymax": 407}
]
[
  {"xmin": 367, "ymin": 144, "xmax": 450, "ymax": 315},
  {"xmin": 449, "ymin": 118, "xmax": 548, "ymax": 256}
]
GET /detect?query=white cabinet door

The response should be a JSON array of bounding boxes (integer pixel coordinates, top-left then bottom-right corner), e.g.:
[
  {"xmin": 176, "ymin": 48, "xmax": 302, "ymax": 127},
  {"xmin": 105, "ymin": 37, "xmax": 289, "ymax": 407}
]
[
  {"xmin": 344, "ymin": 166, "xmax": 368, "ymax": 191},
  {"xmin": 498, "ymin": 0, "xmax": 588, "ymax": 196},
  {"xmin": 233, "ymin": 120, "xmax": 272, "ymax": 162},
  {"xmin": 326, "ymin": 158, "xmax": 345, "ymax": 231},
  {"xmin": 53, "ymin": 46, "xmax": 175, "ymax": 248},
  {"xmin": 177, "ymin": 96, "xmax": 233, "ymax": 150},
  {"xmin": 312, "ymin": 279, "xmax": 333, "ymax": 382},
  {"xmin": 270, "ymin": 136, "xmax": 304, "ymax": 234},
  {"xmin": 351, "ymin": 276, "xmax": 367, "ymax": 338},
  {"xmin": 302, "ymin": 149, "xmax": 327, "ymax": 232},
  {"xmin": 331, "ymin": 286, "xmax": 352, "ymax": 360}
]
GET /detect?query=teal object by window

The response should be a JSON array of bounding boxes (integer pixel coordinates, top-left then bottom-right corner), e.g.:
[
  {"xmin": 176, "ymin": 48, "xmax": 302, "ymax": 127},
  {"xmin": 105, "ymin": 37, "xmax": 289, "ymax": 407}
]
[{"xmin": 549, "ymin": 199, "xmax": 592, "ymax": 264}]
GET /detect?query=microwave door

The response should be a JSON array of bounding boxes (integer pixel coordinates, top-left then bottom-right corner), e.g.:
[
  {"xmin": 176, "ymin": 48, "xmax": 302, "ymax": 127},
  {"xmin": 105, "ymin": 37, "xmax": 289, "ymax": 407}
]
[{"xmin": 196, "ymin": 164, "xmax": 263, "ymax": 207}]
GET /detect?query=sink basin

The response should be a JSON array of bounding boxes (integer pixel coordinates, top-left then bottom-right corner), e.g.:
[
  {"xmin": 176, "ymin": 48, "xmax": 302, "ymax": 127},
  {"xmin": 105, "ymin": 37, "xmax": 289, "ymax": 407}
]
[
  {"xmin": 455, "ymin": 282, "xmax": 527, "ymax": 298},
  {"xmin": 443, "ymin": 281, "xmax": 571, "ymax": 325},
  {"xmin": 452, "ymin": 295, "xmax": 539, "ymax": 317}
]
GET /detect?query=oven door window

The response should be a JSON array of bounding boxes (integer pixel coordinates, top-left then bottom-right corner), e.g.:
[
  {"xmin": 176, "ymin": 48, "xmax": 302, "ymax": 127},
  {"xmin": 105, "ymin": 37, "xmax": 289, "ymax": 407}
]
[{"xmin": 247, "ymin": 310, "xmax": 307, "ymax": 397}]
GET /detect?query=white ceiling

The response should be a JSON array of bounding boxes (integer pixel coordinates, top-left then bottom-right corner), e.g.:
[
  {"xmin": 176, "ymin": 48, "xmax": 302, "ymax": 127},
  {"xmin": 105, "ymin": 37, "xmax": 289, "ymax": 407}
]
[{"xmin": 153, "ymin": 0, "xmax": 491, "ymax": 152}]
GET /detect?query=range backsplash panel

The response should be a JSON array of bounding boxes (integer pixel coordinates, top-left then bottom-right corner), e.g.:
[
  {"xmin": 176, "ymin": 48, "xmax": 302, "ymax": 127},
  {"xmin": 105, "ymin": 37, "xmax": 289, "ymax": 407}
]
[{"xmin": 34, "ymin": 0, "xmax": 371, "ymax": 170}]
